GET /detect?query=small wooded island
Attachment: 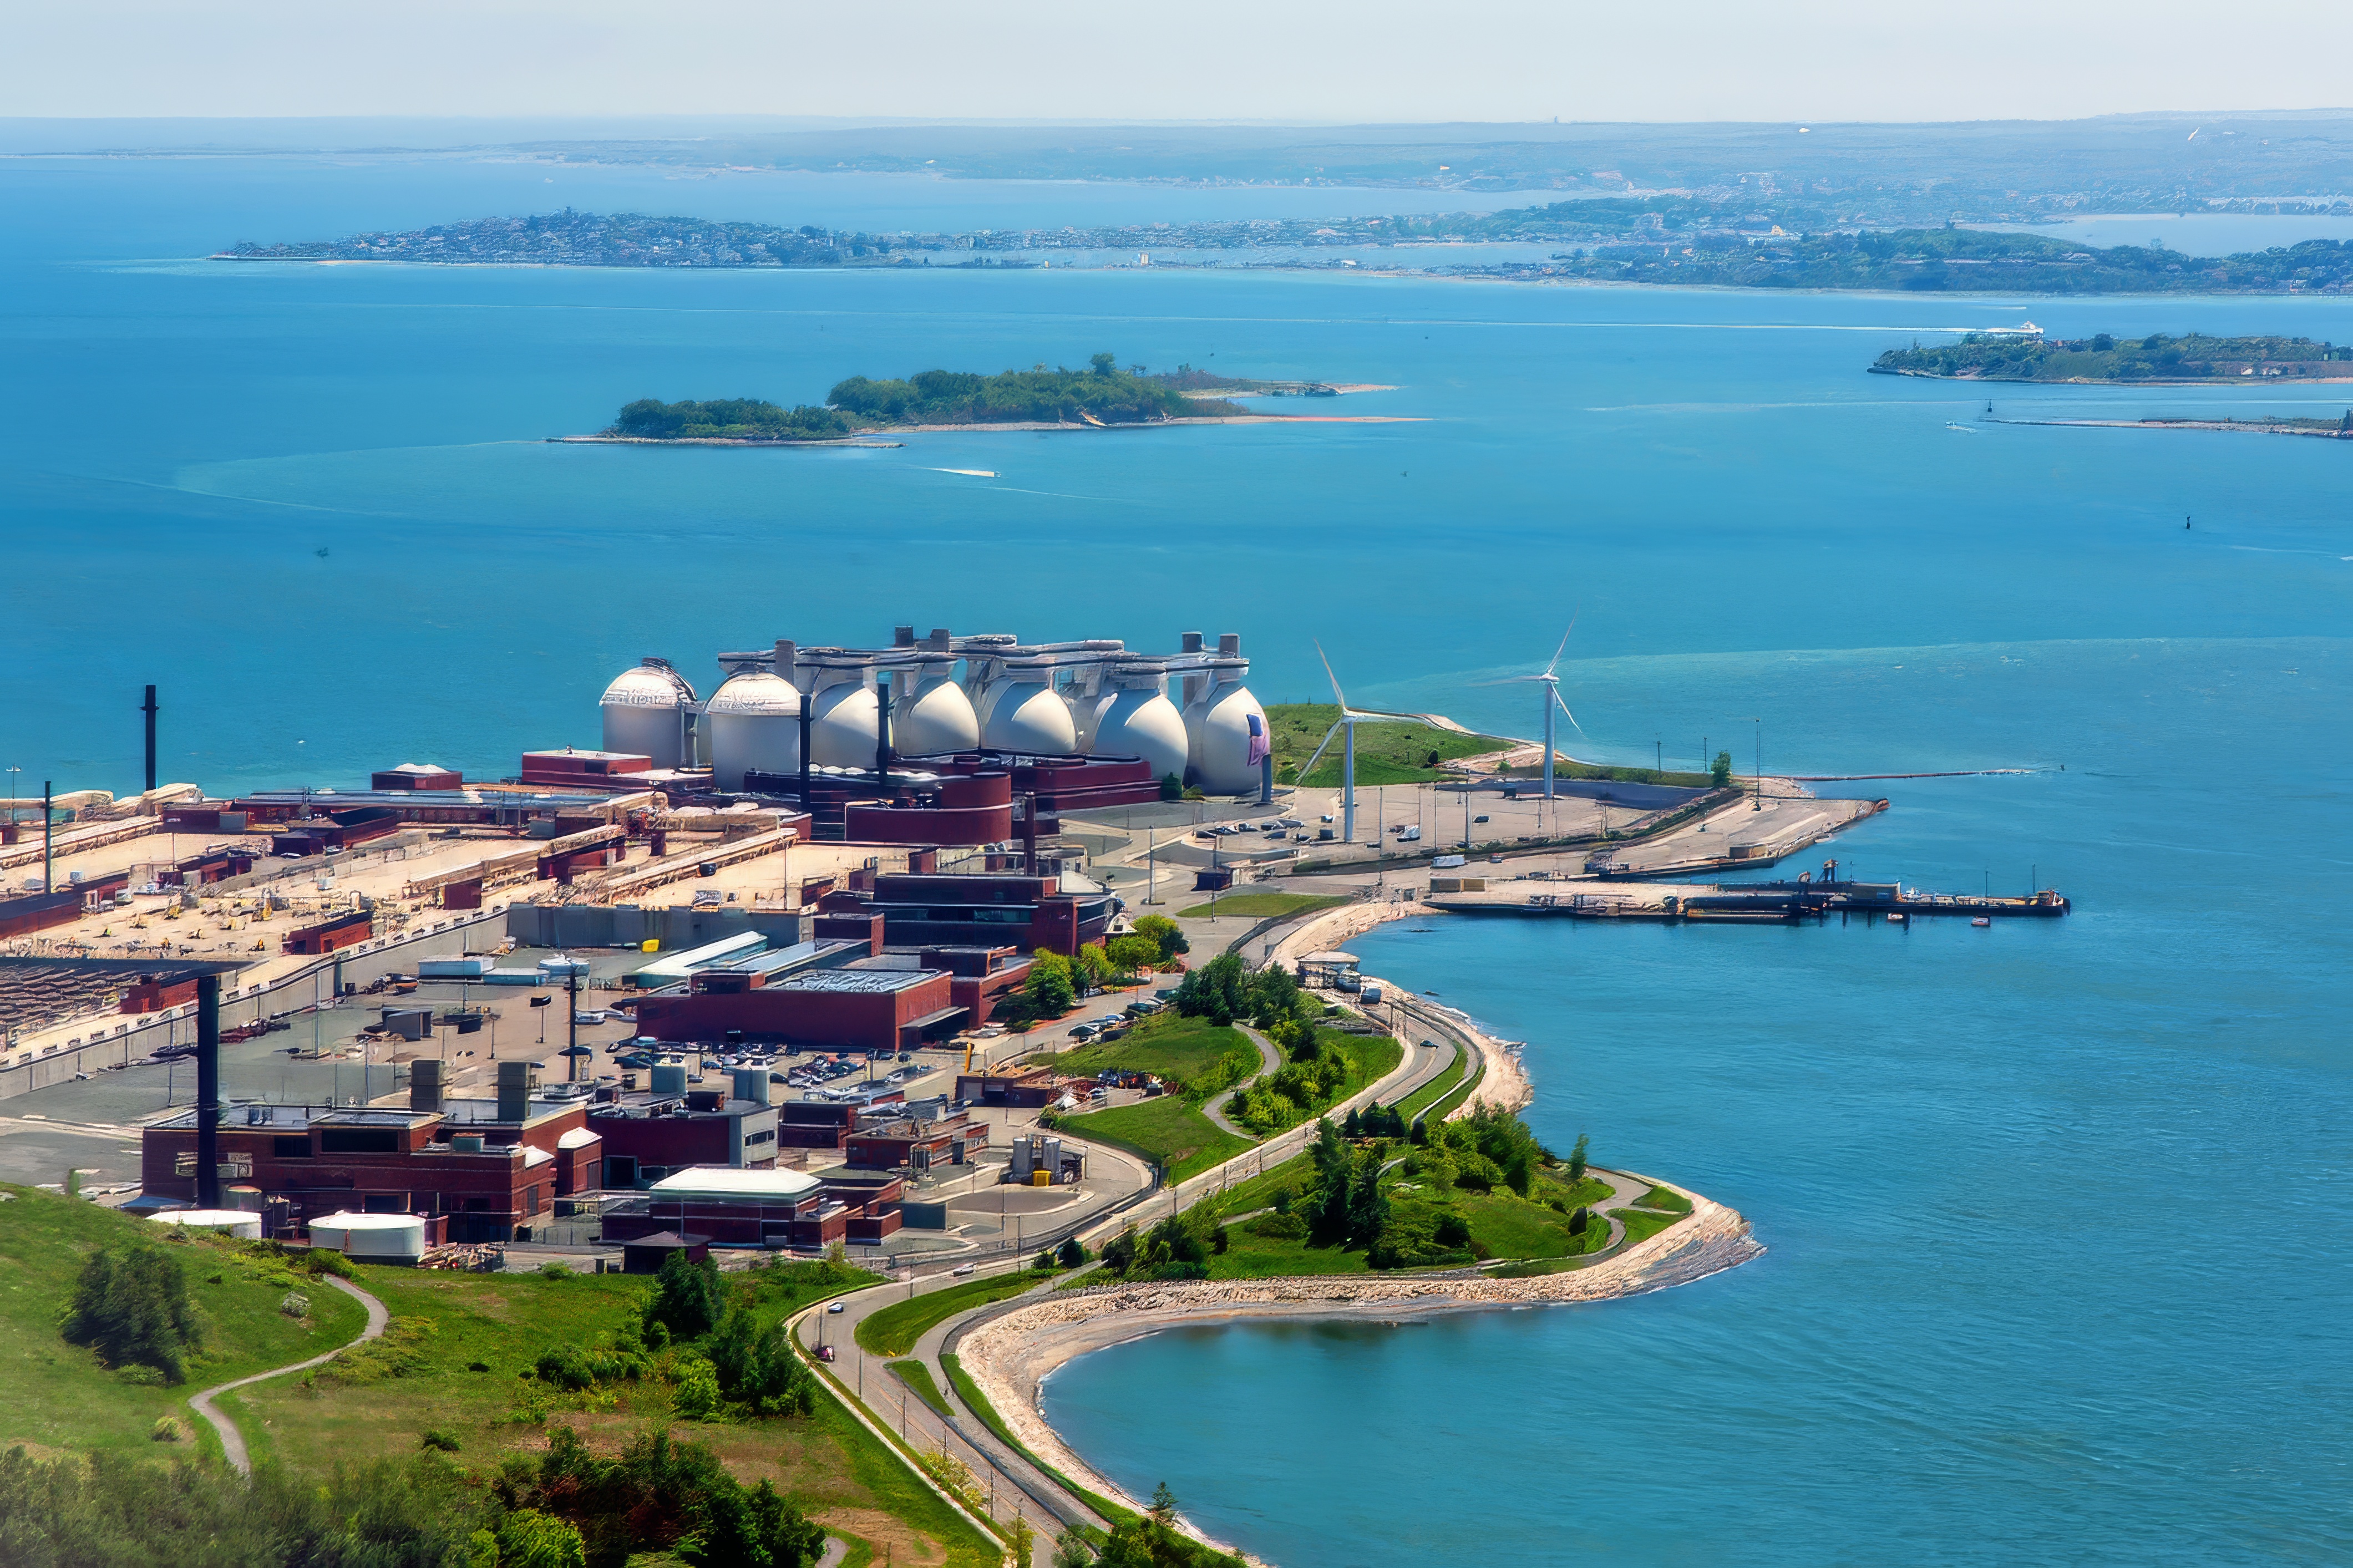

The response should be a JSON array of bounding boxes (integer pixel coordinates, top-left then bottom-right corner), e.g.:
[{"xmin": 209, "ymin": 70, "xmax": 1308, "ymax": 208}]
[
  {"xmin": 1872, "ymin": 331, "xmax": 2353, "ymax": 383},
  {"xmin": 587, "ymin": 356, "xmax": 1380, "ymax": 443}
]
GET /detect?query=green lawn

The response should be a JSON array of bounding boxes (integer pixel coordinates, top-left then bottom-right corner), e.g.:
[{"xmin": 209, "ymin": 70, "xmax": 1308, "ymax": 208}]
[
  {"xmin": 0, "ymin": 1185, "xmax": 370, "ymax": 1462},
  {"xmin": 1638, "ymin": 1185, "xmax": 1693, "ymax": 1214},
  {"xmin": 1613, "ymin": 1207, "xmax": 1691, "ymax": 1247},
  {"xmin": 1055, "ymin": 1095, "xmax": 1255, "ymax": 1185},
  {"xmin": 798, "ymin": 1377, "xmax": 1001, "ymax": 1568},
  {"xmin": 1266, "ymin": 704, "xmax": 1509, "ymax": 787},
  {"xmin": 855, "ymin": 1270, "xmax": 1052, "ymax": 1358},
  {"xmin": 1173, "ymin": 892, "xmax": 1348, "ymax": 921},
  {"xmin": 1417, "ymin": 1043, "xmax": 1487, "ymax": 1123},
  {"xmin": 1025, "ymin": 1016, "xmax": 1257, "ymax": 1094},
  {"xmin": 1394, "ymin": 1041, "xmax": 1468, "ymax": 1122},
  {"xmin": 886, "ymin": 1359, "xmax": 950, "ymax": 1418},
  {"xmin": 938, "ymin": 1352, "xmax": 1138, "ymax": 1532}
]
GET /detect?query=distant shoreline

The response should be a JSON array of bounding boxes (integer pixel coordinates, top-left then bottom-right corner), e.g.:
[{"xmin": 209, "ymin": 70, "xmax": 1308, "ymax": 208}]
[
  {"xmin": 1986, "ymin": 415, "xmax": 2353, "ymax": 439},
  {"xmin": 1875, "ymin": 366, "xmax": 2353, "ymax": 387}
]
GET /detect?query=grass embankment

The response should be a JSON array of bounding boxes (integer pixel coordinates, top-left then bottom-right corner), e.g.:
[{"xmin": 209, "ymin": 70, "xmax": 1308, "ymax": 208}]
[
  {"xmin": 0, "ymin": 1185, "xmax": 368, "ymax": 1460},
  {"xmin": 1395, "ymin": 1041, "xmax": 1468, "ymax": 1122},
  {"xmin": 1054, "ymin": 1097, "xmax": 1254, "ymax": 1185},
  {"xmin": 886, "ymin": 1360, "xmax": 951, "ymax": 1419},
  {"xmin": 855, "ymin": 1269, "xmax": 1053, "ymax": 1359},
  {"xmin": 1495, "ymin": 758, "xmax": 1716, "ymax": 788},
  {"xmin": 1266, "ymin": 704, "xmax": 1508, "ymax": 787},
  {"xmin": 1025, "ymin": 1016, "xmax": 1256, "ymax": 1093},
  {"xmin": 1611, "ymin": 1208, "xmax": 1686, "ymax": 1247},
  {"xmin": 1173, "ymin": 892, "xmax": 1348, "ymax": 921},
  {"xmin": 938, "ymin": 1352, "xmax": 1140, "ymax": 1532}
]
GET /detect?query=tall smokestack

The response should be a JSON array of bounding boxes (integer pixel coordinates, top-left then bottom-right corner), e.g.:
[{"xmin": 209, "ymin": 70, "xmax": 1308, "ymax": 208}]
[{"xmin": 195, "ymin": 973, "xmax": 221, "ymax": 1209}]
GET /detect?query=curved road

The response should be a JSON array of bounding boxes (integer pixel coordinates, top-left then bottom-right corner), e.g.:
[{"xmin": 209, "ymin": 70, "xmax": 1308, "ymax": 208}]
[{"xmin": 189, "ymin": 1273, "xmax": 388, "ymax": 1474}]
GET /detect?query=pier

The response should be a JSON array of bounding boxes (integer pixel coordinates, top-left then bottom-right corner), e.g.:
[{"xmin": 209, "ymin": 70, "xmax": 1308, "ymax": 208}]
[{"xmin": 1426, "ymin": 860, "xmax": 2069, "ymax": 923}]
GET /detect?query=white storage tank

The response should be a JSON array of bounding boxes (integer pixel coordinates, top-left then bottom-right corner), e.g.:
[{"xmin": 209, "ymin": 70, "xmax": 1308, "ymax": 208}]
[
  {"xmin": 807, "ymin": 673, "xmax": 881, "ymax": 769},
  {"xmin": 1184, "ymin": 657, "xmax": 1270, "ymax": 795},
  {"xmin": 308, "ymin": 1211, "xmax": 428, "ymax": 1265},
  {"xmin": 1087, "ymin": 665, "xmax": 1189, "ymax": 783},
  {"xmin": 891, "ymin": 665, "xmax": 981, "ymax": 756},
  {"xmin": 600, "ymin": 659, "xmax": 699, "ymax": 770},
  {"xmin": 706, "ymin": 669, "xmax": 805, "ymax": 789},
  {"xmin": 149, "ymin": 1209, "xmax": 263, "ymax": 1240},
  {"xmin": 982, "ymin": 664, "xmax": 1078, "ymax": 753}
]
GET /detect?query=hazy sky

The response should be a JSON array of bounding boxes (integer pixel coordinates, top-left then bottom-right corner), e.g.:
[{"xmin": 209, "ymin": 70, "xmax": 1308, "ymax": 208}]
[{"xmin": 10, "ymin": 0, "xmax": 2349, "ymax": 122}]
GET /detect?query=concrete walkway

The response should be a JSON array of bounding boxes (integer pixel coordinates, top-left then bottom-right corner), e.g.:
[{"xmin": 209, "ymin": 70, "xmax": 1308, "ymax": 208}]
[
  {"xmin": 188, "ymin": 1273, "xmax": 388, "ymax": 1474},
  {"xmin": 1197, "ymin": 1024, "xmax": 1284, "ymax": 1140}
]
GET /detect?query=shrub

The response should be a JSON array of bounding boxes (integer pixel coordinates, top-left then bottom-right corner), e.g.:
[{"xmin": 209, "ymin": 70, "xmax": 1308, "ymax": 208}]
[
  {"xmin": 1568, "ymin": 1207, "xmax": 1589, "ymax": 1236},
  {"xmin": 1245, "ymin": 1212, "xmax": 1307, "ymax": 1240},
  {"xmin": 280, "ymin": 1291, "xmax": 310, "ymax": 1318},
  {"xmin": 538, "ymin": 1262, "xmax": 572, "ymax": 1280},
  {"xmin": 643, "ymin": 1250, "xmax": 723, "ymax": 1341},
  {"xmin": 496, "ymin": 1508, "xmax": 587, "ymax": 1568},
  {"xmin": 149, "ymin": 1417, "xmax": 184, "ymax": 1443},
  {"xmin": 672, "ymin": 1356, "xmax": 723, "ymax": 1420},
  {"xmin": 1433, "ymin": 1212, "xmax": 1472, "ymax": 1249},
  {"xmin": 420, "ymin": 1428, "xmax": 462, "ymax": 1453},
  {"xmin": 302, "ymin": 1247, "xmax": 357, "ymax": 1279},
  {"xmin": 1057, "ymin": 1236, "xmax": 1087, "ymax": 1270},
  {"xmin": 116, "ymin": 1364, "xmax": 168, "ymax": 1387},
  {"xmin": 62, "ymin": 1245, "xmax": 198, "ymax": 1383}
]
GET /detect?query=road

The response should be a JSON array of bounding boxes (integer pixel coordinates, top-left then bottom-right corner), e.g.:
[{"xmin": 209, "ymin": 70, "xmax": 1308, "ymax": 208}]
[
  {"xmin": 188, "ymin": 1273, "xmax": 387, "ymax": 1474},
  {"xmin": 1196, "ymin": 1024, "xmax": 1283, "ymax": 1140}
]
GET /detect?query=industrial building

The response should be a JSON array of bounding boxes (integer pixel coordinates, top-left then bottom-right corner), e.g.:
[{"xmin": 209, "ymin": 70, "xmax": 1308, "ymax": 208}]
[{"xmin": 589, "ymin": 626, "xmax": 1274, "ymax": 825}]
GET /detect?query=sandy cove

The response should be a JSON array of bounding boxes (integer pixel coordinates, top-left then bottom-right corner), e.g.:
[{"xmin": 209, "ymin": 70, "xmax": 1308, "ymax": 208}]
[
  {"xmin": 1268, "ymin": 898, "xmax": 1534, "ymax": 1115},
  {"xmin": 956, "ymin": 1180, "xmax": 1763, "ymax": 1524}
]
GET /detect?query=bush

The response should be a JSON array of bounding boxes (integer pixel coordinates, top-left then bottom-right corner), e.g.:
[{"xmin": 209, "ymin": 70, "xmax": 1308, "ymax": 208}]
[
  {"xmin": 1057, "ymin": 1236, "xmax": 1088, "ymax": 1270},
  {"xmin": 643, "ymin": 1250, "xmax": 724, "ymax": 1341},
  {"xmin": 538, "ymin": 1262, "xmax": 572, "ymax": 1280},
  {"xmin": 420, "ymin": 1428, "xmax": 462, "ymax": 1453},
  {"xmin": 149, "ymin": 1417, "xmax": 184, "ymax": 1443},
  {"xmin": 1568, "ymin": 1207, "xmax": 1589, "ymax": 1236},
  {"xmin": 302, "ymin": 1247, "xmax": 357, "ymax": 1279},
  {"xmin": 672, "ymin": 1356, "xmax": 723, "ymax": 1420},
  {"xmin": 1245, "ymin": 1212, "xmax": 1307, "ymax": 1240},
  {"xmin": 62, "ymin": 1245, "xmax": 198, "ymax": 1383},
  {"xmin": 1433, "ymin": 1212, "xmax": 1472, "ymax": 1249},
  {"xmin": 116, "ymin": 1364, "xmax": 168, "ymax": 1387},
  {"xmin": 496, "ymin": 1508, "xmax": 587, "ymax": 1568},
  {"xmin": 279, "ymin": 1291, "xmax": 310, "ymax": 1318}
]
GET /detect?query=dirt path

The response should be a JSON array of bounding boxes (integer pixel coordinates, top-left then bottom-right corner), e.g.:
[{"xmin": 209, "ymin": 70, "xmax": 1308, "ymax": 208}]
[{"xmin": 187, "ymin": 1273, "xmax": 387, "ymax": 1475}]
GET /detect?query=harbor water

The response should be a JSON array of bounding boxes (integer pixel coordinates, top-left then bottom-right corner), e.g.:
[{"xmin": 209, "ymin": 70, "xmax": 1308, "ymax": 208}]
[{"xmin": 3, "ymin": 156, "xmax": 2350, "ymax": 1562}]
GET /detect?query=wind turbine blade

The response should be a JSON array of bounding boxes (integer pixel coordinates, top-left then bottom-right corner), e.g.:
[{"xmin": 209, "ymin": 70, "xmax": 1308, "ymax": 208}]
[
  {"xmin": 1464, "ymin": 676, "xmax": 1542, "ymax": 688},
  {"xmin": 1553, "ymin": 688, "xmax": 1589, "ymax": 740},
  {"xmin": 1298, "ymin": 722, "xmax": 1345, "ymax": 783},
  {"xmin": 1312, "ymin": 639, "xmax": 1348, "ymax": 713},
  {"xmin": 1544, "ymin": 619, "xmax": 1576, "ymax": 678}
]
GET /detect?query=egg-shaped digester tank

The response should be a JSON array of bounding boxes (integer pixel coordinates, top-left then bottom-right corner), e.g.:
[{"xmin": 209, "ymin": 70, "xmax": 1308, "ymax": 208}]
[
  {"xmin": 892, "ymin": 665, "xmax": 981, "ymax": 756},
  {"xmin": 601, "ymin": 659, "xmax": 698, "ymax": 769},
  {"xmin": 1184, "ymin": 663, "xmax": 1270, "ymax": 795},
  {"xmin": 808, "ymin": 675, "xmax": 881, "ymax": 769},
  {"xmin": 982, "ymin": 666, "xmax": 1079, "ymax": 754},
  {"xmin": 1087, "ymin": 668, "xmax": 1189, "ymax": 783},
  {"xmin": 706, "ymin": 670, "xmax": 805, "ymax": 789}
]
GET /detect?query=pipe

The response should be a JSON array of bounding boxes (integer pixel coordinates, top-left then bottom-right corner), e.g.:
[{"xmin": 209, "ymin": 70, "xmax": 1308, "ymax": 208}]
[{"xmin": 195, "ymin": 973, "xmax": 221, "ymax": 1209}]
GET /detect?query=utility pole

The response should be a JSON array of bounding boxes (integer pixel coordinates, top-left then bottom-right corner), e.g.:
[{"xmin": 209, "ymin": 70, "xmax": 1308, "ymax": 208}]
[
  {"xmin": 566, "ymin": 966, "xmax": 580, "ymax": 1083},
  {"xmin": 42, "ymin": 780, "xmax": 53, "ymax": 893},
  {"xmin": 143, "ymin": 685, "xmax": 159, "ymax": 794}
]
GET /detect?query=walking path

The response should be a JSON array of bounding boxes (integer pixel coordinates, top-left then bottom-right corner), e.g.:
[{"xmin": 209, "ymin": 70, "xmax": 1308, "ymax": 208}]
[
  {"xmin": 1198, "ymin": 1024, "xmax": 1283, "ymax": 1140},
  {"xmin": 188, "ymin": 1273, "xmax": 387, "ymax": 1474}
]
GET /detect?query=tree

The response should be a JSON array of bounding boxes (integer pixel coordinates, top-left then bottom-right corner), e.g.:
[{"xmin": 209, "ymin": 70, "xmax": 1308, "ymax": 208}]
[
  {"xmin": 1568, "ymin": 1132, "xmax": 1590, "ymax": 1184},
  {"xmin": 1132, "ymin": 914, "xmax": 1188, "ymax": 962},
  {"xmin": 1568, "ymin": 1206, "xmax": 1589, "ymax": 1236},
  {"xmin": 1107, "ymin": 935, "xmax": 1158, "ymax": 978},
  {"xmin": 1091, "ymin": 351, "xmax": 1118, "ymax": 376},
  {"xmin": 1158, "ymin": 772, "xmax": 1184, "ymax": 801},
  {"xmin": 1710, "ymin": 750, "xmax": 1734, "ymax": 788},
  {"xmin": 1503, "ymin": 1144, "xmax": 1535, "ymax": 1197},
  {"xmin": 1058, "ymin": 1235, "xmax": 1088, "ymax": 1270},
  {"xmin": 1101, "ymin": 1226, "xmax": 1137, "ymax": 1275},
  {"xmin": 645, "ymin": 1248, "xmax": 724, "ymax": 1341},
  {"xmin": 1409, "ymin": 1117, "xmax": 1428, "ymax": 1146},
  {"xmin": 62, "ymin": 1246, "xmax": 198, "ymax": 1382},
  {"xmin": 1026, "ymin": 948, "xmax": 1077, "ymax": 1016},
  {"xmin": 1054, "ymin": 1528, "xmax": 1097, "ymax": 1568},
  {"xmin": 1149, "ymin": 1483, "xmax": 1179, "ymax": 1526},
  {"xmin": 1172, "ymin": 952, "xmax": 1250, "ymax": 1024},
  {"xmin": 1341, "ymin": 1107, "xmax": 1363, "ymax": 1139},
  {"xmin": 1036, "ymin": 1248, "xmax": 1057, "ymax": 1272},
  {"xmin": 1346, "ymin": 1154, "xmax": 1390, "ymax": 1249}
]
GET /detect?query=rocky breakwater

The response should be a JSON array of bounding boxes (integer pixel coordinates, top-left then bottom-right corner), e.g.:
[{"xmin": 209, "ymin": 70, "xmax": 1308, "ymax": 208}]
[{"xmin": 957, "ymin": 1182, "xmax": 1762, "ymax": 1517}]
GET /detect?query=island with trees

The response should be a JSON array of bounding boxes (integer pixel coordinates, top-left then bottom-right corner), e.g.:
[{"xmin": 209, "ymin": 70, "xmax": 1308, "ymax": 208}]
[
  {"xmin": 592, "ymin": 356, "xmax": 1271, "ymax": 443},
  {"xmin": 1873, "ymin": 331, "xmax": 2353, "ymax": 383}
]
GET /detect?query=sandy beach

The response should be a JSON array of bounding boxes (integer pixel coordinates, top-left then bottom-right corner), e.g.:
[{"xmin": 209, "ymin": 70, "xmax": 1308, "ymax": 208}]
[{"xmin": 955, "ymin": 1179, "xmax": 1762, "ymax": 1523}]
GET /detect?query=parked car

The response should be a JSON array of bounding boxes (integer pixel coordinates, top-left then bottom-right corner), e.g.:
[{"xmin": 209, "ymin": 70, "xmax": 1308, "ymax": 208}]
[{"xmin": 1473, "ymin": 815, "xmax": 1490, "ymax": 824}]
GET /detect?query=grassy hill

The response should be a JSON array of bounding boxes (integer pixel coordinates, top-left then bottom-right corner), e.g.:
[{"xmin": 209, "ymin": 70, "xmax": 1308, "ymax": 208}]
[
  {"xmin": 0, "ymin": 1185, "xmax": 367, "ymax": 1460},
  {"xmin": 1266, "ymin": 704, "xmax": 1510, "ymax": 787}
]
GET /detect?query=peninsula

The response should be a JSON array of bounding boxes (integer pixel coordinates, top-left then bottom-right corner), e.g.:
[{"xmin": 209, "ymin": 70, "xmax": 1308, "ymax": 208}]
[
  {"xmin": 217, "ymin": 205, "xmax": 2353, "ymax": 294},
  {"xmin": 1873, "ymin": 331, "xmax": 2353, "ymax": 383}
]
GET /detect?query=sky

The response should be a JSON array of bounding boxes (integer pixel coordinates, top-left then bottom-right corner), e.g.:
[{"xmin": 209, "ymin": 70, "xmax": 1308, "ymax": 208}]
[{"xmin": 8, "ymin": 0, "xmax": 2350, "ymax": 123}]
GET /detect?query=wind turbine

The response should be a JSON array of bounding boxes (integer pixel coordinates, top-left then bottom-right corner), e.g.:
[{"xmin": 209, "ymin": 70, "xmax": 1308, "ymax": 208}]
[
  {"xmin": 1475, "ymin": 625, "xmax": 1586, "ymax": 800},
  {"xmin": 1296, "ymin": 642, "xmax": 1426, "ymax": 844}
]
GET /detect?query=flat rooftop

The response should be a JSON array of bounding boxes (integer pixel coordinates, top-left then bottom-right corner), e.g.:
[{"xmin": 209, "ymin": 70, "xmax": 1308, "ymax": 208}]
[{"xmin": 775, "ymin": 968, "xmax": 936, "ymax": 995}]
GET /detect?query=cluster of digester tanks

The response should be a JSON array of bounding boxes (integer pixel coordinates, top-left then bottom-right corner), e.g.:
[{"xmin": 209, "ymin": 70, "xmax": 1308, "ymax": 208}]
[{"xmin": 598, "ymin": 627, "xmax": 1270, "ymax": 795}]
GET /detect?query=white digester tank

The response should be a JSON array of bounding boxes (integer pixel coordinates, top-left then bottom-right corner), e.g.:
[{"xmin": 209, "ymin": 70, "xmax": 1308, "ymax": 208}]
[
  {"xmin": 600, "ymin": 659, "xmax": 699, "ymax": 769},
  {"xmin": 705, "ymin": 669, "xmax": 805, "ymax": 789},
  {"xmin": 981, "ymin": 662, "xmax": 1079, "ymax": 753},
  {"xmin": 891, "ymin": 662, "xmax": 981, "ymax": 755},
  {"xmin": 1183, "ymin": 653, "xmax": 1270, "ymax": 795},
  {"xmin": 149, "ymin": 1210, "xmax": 263, "ymax": 1240},
  {"xmin": 805, "ymin": 662, "xmax": 881, "ymax": 768},
  {"xmin": 1086, "ymin": 663, "xmax": 1189, "ymax": 783}
]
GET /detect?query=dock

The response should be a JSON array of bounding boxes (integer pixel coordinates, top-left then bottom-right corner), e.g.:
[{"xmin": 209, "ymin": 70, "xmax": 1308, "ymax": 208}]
[{"xmin": 1427, "ymin": 868, "xmax": 2069, "ymax": 924}]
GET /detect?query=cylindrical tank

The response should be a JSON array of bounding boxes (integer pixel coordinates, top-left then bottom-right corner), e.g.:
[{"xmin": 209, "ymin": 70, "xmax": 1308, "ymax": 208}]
[
  {"xmin": 808, "ymin": 677, "xmax": 880, "ymax": 769},
  {"xmin": 706, "ymin": 669, "xmax": 805, "ymax": 789},
  {"xmin": 600, "ymin": 659, "xmax": 698, "ymax": 769},
  {"xmin": 982, "ymin": 666, "xmax": 1078, "ymax": 754},
  {"xmin": 1088, "ymin": 668, "xmax": 1189, "ymax": 782},
  {"xmin": 149, "ymin": 1210, "xmax": 262, "ymax": 1239},
  {"xmin": 892, "ymin": 665, "xmax": 980, "ymax": 756},
  {"xmin": 1184, "ymin": 664, "xmax": 1270, "ymax": 795},
  {"xmin": 308, "ymin": 1211, "xmax": 427, "ymax": 1263}
]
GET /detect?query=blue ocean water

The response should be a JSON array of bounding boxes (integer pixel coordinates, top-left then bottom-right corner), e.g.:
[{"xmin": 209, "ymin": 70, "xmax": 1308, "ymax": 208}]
[{"xmin": 4, "ymin": 158, "xmax": 2350, "ymax": 1562}]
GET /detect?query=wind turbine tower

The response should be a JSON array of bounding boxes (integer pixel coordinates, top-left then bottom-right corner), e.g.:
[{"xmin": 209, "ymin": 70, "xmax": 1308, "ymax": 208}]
[{"xmin": 1480, "ymin": 627, "xmax": 1584, "ymax": 800}]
